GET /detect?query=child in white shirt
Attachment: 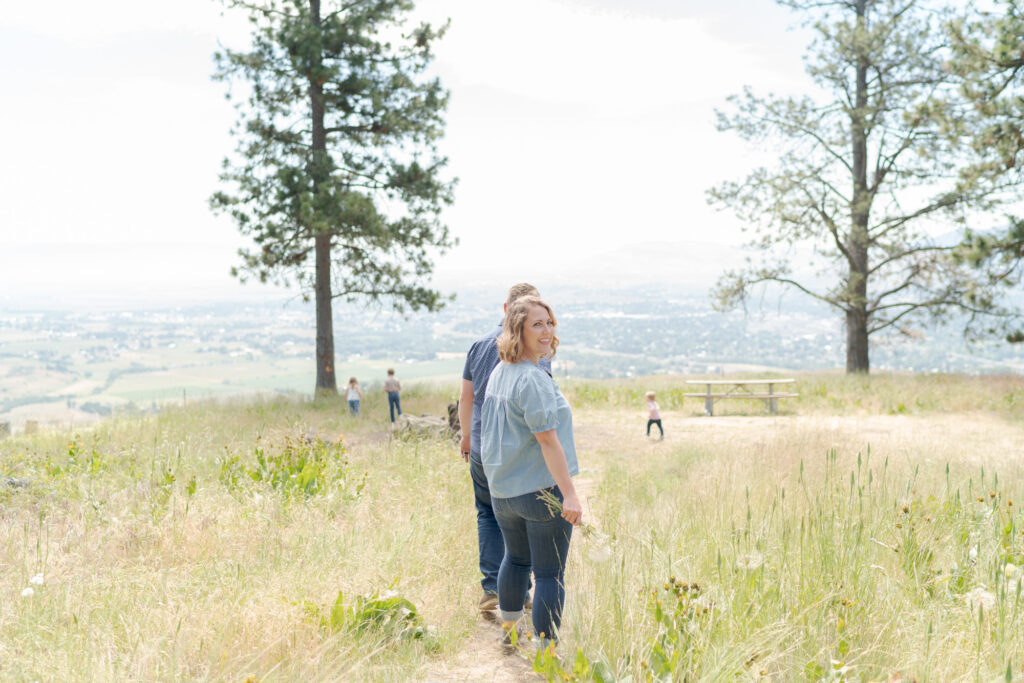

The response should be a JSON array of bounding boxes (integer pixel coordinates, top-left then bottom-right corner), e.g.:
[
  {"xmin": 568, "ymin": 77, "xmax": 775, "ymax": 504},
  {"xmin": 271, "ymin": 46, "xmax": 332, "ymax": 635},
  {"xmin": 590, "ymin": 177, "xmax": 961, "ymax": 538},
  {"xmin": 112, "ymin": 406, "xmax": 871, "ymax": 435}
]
[
  {"xmin": 646, "ymin": 391, "xmax": 663, "ymax": 440},
  {"xmin": 346, "ymin": 377, "xmax": 363, "ymax": 416}
]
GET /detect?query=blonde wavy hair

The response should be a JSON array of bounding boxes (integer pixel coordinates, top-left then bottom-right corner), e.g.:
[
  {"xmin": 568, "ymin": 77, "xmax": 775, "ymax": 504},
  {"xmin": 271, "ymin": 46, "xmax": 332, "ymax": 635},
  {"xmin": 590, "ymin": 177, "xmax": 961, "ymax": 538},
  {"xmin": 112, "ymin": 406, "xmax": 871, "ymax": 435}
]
[{"xmin": 498, "ymin": 295, "xmax": 559, "ymax": 363}]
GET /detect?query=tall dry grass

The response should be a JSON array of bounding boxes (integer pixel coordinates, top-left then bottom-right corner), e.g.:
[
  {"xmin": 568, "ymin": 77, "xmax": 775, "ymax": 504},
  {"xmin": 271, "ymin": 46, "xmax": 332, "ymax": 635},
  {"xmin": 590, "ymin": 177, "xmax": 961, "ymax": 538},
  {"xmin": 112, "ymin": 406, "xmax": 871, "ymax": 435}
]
[
  {"xmin": 0, "ymin": 372, "xmax": 1022, "ymax": 680},
  {"xmin": 557, "ymin": 406, "xmax": 1024, "ymax": 680},
  {"xmin": 0, "ymin": 394, "xmax": 476, "ymax": 680}
]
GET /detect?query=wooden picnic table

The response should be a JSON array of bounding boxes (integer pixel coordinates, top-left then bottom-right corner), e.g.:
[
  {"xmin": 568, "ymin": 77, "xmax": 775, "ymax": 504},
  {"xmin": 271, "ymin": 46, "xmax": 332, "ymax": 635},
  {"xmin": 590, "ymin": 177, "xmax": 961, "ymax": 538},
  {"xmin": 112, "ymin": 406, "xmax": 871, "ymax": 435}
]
[{"xmin": 684, "ymin": 378, "xmax": 798, "ymax": 416}]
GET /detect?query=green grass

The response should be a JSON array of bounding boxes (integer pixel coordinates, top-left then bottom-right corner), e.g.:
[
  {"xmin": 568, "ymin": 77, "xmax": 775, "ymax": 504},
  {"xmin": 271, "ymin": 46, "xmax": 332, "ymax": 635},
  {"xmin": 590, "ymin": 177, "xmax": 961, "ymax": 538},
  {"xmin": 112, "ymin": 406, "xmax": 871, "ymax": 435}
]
[{"xmin": 1, "ymin": 373, "xmax": 1023, "ymax": 680}]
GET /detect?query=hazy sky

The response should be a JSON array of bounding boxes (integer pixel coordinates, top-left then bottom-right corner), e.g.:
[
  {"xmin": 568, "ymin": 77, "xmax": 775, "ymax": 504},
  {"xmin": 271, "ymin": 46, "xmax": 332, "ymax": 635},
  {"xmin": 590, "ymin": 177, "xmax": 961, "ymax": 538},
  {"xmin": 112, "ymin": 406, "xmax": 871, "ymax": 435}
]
[{"xmin": 0, "ymin": 0, "xmax": 812, "ymax": 305}]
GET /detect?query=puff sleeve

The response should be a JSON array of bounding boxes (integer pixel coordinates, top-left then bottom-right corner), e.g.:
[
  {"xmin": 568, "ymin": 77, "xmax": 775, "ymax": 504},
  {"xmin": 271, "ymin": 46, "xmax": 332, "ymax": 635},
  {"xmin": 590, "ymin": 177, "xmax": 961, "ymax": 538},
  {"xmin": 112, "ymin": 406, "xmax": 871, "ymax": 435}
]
[{"xmin": 520, "ymin": 368, "xmax": 560, "ymax": 434}]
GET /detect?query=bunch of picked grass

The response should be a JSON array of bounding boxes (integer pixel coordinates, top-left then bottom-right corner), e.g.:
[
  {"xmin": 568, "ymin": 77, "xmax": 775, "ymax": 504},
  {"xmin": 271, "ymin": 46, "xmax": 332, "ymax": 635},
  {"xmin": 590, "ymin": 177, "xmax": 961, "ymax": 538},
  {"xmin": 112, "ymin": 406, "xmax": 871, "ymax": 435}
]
[{"xmin": 536, "ymin": 488, "xmax": 613, "ymax": 563}]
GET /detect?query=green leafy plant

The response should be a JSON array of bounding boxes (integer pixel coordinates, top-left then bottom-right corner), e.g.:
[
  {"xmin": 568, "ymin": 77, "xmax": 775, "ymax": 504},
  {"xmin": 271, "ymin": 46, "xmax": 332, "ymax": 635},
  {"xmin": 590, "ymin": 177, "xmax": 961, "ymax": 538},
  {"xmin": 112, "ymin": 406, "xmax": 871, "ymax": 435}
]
[
  {"xmin": 46, "ymin": 437, "xmax": 106, "ymax": 479},
  {"xmin": 531, "ymin": 644, "xmax": 614, "ymax": 682},
  {"xmin": 218, "ymin": 450, "xmax": 244, "ymax": 490},
  {"xmin": 251, "ymin": 437, "xmax": 334, "ymax": 495},
  {"xmin": 312, "ymin": 588, "xmax": 436, "ymax": 649},
  {"xmin": 151, "ymin": 467, "xmax": 176, "ymax": 516},
  {"xmin": 220, "ymin": 436, "xmax": 363, "ymax": 498},
  {"xmin": 644, "ymin": 577, "xmax": 713, "ymax": 679}
]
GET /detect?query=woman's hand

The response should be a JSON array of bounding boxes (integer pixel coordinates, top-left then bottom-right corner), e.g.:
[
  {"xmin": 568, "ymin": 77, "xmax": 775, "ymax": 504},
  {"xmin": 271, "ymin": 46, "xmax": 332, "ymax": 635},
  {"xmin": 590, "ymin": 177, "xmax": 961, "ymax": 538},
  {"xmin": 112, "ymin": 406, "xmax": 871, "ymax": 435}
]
[
  {"xmin": 534, "ymin": 429, "xmax": 582, "ymax": 525},
  {"xmin": 561, "ymin": 492, "xmax": 583, "ymax": 526}
]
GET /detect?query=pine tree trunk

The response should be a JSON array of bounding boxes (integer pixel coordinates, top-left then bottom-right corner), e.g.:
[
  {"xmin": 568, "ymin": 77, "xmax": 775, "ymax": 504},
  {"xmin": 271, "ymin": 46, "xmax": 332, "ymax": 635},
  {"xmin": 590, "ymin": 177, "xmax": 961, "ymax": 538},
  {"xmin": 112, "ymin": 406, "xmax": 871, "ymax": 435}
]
[
  {"xmin": 314, "ymin": 232, "xmax": 336, "ymax": 396},
  {"xmin": 310, "ymin": 0, "xmax": 337, "ymax": 396},
  {"xmin": 845, "ymin": 234, "xmax": 870, "ymax": 373},
  {"xmin": 846, "ymin": 0, "xmax": 871, "ymax": 374},
  {"xmin": 845, "ymin": 306, "xmax": 869, "ymax": 373}
]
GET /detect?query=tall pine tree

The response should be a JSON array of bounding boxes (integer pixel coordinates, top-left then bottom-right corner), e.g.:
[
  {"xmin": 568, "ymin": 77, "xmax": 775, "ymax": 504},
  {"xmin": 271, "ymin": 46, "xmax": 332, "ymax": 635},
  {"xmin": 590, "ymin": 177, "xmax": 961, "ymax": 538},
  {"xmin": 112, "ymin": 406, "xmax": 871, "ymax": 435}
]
[
  {"xmin": 948, "ymin": 0, "xmax": 1024, "ymax": 343},
  {"xmin": 211, "ymin": 0, "xmax": 454, "ymax": 395},
  {"xmin": 709, "ymin": 0, "xmax": 1021, "ymax": 372}
]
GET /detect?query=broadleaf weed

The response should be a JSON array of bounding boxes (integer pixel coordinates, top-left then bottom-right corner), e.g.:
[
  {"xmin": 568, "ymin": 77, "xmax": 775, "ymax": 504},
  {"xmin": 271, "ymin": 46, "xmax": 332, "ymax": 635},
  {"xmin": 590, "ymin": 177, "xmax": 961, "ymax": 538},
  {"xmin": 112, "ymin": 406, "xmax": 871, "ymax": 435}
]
[
  {"xmin": 311, "ymin": 588, "xmax": 437, "ymax": 649},
  {"xmin": 220, "ymin": 435, "xmax": 361, "ymax": 499}
]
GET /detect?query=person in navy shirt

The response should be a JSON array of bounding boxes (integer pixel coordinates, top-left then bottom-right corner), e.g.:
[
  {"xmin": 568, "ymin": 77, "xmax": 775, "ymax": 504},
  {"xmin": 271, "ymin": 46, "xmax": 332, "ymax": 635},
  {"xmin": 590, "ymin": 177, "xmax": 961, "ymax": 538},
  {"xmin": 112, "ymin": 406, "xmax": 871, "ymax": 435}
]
[{"xmin": 459, "ymin": 283, "xmax": 550, "ymax": 615}]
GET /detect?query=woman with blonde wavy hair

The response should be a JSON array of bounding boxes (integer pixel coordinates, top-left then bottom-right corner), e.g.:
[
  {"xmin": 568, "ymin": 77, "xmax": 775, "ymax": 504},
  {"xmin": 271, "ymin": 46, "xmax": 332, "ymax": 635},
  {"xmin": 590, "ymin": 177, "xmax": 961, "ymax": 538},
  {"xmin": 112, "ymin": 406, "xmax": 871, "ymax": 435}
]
[{"xmin": 480, "ymin": 295, "xmax": 581, "ymax": 650}]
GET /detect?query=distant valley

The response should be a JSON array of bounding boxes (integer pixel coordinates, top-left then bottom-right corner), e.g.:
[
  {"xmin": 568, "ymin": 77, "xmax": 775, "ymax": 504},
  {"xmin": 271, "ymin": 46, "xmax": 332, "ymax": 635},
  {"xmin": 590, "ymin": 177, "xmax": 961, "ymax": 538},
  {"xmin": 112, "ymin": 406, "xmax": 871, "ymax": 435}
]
[{"xmin": 1, "ymin": 283, "xmax": 1021, "ymax": 429}]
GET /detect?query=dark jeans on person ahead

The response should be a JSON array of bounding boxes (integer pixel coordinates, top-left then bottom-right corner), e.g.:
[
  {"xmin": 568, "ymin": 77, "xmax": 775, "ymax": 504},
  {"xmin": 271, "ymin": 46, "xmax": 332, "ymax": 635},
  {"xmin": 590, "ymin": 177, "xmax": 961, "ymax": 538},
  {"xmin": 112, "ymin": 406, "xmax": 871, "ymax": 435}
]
[
  {"xmin": 387, "ymin": 391, "xmax": 402, "ymax": 422},
  {"xmin": 469, "ymin": 456, "xmax": 504, "ymax": 595},
  {"xmin": 493, "ymin": 486, "xmax": 573, "ymax": 645},
  {"xmin": 647, "ymin": 418, "xmax": 663, "ymax": 437}
]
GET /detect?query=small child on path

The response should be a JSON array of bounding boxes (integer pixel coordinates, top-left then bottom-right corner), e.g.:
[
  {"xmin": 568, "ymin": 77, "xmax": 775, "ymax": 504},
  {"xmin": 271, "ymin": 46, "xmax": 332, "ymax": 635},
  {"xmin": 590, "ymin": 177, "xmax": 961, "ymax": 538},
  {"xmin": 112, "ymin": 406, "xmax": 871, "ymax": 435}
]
[
  {"xmin": 646, "ymin": 391, "xmax": 663, "ymax": 440},
  {"xmin": 346, "ymin": 377, "xmax": 363, "ymax": 416},
  {"xmin": 383, "ymin": 368, "xmax": 402, "ymax": 423}
]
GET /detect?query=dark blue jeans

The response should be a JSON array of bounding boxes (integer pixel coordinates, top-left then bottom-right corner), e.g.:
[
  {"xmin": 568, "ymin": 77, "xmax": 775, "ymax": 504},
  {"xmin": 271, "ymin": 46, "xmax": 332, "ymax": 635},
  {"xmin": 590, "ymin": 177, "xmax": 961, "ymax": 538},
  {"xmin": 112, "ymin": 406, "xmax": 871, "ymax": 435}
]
[
  {"xmin": 387, "ymin": 392, "xmax": 402, "ymax": 422},
  {"xmin": 469, "ymin": 456, "xmax": 505, "ymax": 595},
  {"xmin": 348, "ymin": 399, "xmax": 360, "ymax": 416},
  {"xmin": 493, "ymin": 486, "xmax": 573, "ymax": 643}
]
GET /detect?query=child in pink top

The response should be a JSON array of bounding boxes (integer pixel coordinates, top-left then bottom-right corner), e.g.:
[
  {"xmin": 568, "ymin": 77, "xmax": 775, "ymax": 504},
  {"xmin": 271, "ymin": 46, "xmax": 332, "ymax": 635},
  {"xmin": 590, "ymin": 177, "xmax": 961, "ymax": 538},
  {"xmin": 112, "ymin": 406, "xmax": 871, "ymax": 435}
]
[{"xmin": 646, "ymin": 391, "xmax": 663, "ymax": 439}]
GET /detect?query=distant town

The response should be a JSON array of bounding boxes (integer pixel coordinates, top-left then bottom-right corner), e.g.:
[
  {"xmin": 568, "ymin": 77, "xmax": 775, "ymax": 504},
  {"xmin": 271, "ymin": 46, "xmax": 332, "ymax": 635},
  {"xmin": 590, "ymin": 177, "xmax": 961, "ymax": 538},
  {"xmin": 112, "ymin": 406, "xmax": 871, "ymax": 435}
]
[{"xmin": 1, "ymin": 284, "xmax": 1021, "ymax": 428}]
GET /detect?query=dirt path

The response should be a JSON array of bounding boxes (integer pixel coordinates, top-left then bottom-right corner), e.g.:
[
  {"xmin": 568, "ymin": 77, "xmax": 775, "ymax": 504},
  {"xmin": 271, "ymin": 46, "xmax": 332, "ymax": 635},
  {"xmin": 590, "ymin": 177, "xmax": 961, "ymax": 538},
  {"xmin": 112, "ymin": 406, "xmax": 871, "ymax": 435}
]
[
  {"xmin": 420, "ymin": 446, "xmax": 602, "ymax": 682},
  {"xmin": 420, "ymin": 474, "xmax": 601, "ymax": 683},
  {"xmin": 420, "ymin": 615, "xmax": 538, "ymax": 682}
]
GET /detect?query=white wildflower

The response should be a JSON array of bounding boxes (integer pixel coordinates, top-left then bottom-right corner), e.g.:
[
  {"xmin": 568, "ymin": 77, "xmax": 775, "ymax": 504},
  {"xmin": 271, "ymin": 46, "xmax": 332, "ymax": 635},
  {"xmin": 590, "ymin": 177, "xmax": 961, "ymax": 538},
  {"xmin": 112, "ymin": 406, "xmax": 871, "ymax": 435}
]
[
  {"xmin": 587, "ymin": 545, "xmax": 613, "ymax": 563},
  {"xmin": 583, "ymin": 529, "xmax": 614, "ymax": 563},
  {"xmin": 830, "ymin": 659, "xmax": 851, "ymax": 676},
  {"xmin": 21, "ymin": 587, "xmax": 34, "ymax": 598},
  {"xmin": 965, "ymin": 587, "xmax": 996, "ymax": 612},
  {"xmin": 736, "ymin": 551, "xmax": 764, "ymax": 571},
  {"xmin": 29, "ymin": 573, "xmax": 44, "ymax": 586},
  {"xmin": 1004, "ymin": 563, "xmax": 1018, "ymax": 580},
  {"xmin": 968, "ymin": 545, "xmax": 979, "ymax": 565}
]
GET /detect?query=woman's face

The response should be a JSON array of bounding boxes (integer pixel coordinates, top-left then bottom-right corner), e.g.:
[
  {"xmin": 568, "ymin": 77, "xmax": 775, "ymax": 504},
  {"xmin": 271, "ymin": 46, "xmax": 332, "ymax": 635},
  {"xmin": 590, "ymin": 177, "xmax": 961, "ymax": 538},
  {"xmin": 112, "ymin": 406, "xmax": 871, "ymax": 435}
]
[{"xmin": 521, "ymin": 304, "xmax": 555, "ymax": 362}]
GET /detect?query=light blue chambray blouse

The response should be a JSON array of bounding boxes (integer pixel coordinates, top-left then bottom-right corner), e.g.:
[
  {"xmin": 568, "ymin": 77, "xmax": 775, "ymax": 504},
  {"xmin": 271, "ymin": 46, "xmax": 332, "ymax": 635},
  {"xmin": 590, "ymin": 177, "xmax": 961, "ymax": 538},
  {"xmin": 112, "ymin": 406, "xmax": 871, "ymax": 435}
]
[{"xmin": 480, "ymin": 360, "xmax": 578, "ymax": 499}]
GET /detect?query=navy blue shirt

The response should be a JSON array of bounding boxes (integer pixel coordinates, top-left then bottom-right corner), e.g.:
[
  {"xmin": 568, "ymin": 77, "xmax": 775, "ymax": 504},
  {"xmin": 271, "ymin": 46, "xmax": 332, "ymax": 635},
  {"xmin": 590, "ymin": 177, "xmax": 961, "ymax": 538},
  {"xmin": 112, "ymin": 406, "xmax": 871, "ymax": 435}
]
[{"xmin": 462, "ymin": 322, "xmax": 551, "ymax": 457}]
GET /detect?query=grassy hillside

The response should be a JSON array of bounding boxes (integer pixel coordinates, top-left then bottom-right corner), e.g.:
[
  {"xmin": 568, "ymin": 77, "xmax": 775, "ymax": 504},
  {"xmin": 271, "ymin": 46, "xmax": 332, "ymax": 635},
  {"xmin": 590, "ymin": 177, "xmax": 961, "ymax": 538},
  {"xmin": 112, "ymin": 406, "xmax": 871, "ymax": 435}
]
[{"xmin": 1, "ymin": 374, "xmax": 1023, "ymax": 680}]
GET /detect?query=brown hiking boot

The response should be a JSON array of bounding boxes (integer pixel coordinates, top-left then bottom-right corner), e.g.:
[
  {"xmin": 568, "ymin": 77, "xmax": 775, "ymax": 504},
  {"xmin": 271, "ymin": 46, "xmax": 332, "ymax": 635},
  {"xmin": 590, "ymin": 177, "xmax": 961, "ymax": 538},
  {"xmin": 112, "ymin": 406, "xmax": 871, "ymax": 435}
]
[{"xmin": 479, "ymin": 592, "xmax": 498, "ymax": 612}]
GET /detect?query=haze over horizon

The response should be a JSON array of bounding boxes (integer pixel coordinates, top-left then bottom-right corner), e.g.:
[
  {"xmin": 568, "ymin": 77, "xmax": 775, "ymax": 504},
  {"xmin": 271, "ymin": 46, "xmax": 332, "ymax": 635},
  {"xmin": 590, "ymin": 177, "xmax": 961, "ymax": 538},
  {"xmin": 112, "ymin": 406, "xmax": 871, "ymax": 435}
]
[
  {"xmin": 0, "ymin": 238, "xmax": 753, "ymax": 309},
  {"xmin": 1, "ymin": 1, "xmax": 812, "ymax": 306}
]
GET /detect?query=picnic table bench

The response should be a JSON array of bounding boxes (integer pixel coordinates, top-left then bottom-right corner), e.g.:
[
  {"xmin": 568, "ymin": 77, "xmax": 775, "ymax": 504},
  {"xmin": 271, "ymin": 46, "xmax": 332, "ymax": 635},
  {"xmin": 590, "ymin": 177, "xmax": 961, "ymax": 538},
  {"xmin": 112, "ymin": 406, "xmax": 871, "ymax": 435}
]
[{"xmin": 684, "ymin": 379, "xmax": 798, "ymax": 416}]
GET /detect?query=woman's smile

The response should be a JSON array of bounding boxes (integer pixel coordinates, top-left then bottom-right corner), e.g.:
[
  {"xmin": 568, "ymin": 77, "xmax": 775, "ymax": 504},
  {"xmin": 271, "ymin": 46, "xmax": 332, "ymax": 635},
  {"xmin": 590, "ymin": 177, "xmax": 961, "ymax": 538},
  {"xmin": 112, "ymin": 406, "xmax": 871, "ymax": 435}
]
[{"xmin": 523, "ymin": 304, "xmax": 556, "ymax": 362}]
